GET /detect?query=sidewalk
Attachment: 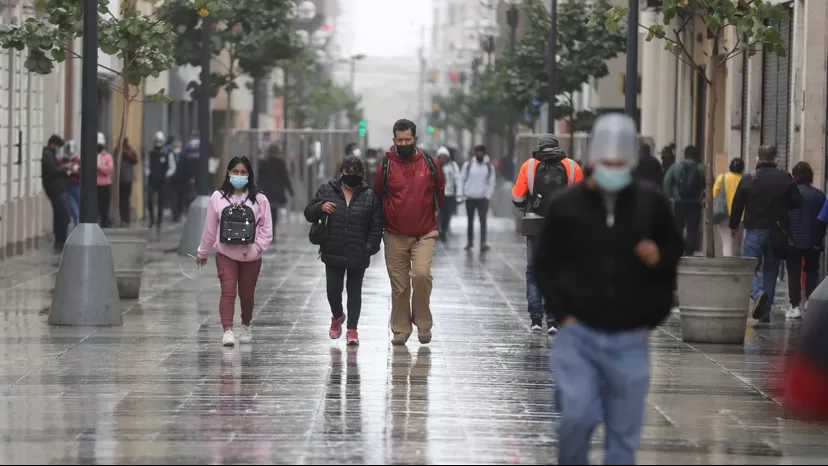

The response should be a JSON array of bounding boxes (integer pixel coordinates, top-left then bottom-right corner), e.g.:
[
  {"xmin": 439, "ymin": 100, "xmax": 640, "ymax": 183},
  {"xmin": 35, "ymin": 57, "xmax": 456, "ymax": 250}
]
[{"xmin": 0, "ymin": 215, "xmax": 825, "ymax": 464}]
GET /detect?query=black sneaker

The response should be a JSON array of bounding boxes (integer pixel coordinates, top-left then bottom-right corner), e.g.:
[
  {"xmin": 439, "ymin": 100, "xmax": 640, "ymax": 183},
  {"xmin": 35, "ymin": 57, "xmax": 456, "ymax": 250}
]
[
  {"xmin": 751, "ymin": 292, "xmax": 769, "ymax": 320},
  {"xmin": 531, "ymin": 317, "xmax": 543, "ymax": 332},
  {"xmin": 547, "ymin": 322, "xmax": 558, "ymax": 335}
]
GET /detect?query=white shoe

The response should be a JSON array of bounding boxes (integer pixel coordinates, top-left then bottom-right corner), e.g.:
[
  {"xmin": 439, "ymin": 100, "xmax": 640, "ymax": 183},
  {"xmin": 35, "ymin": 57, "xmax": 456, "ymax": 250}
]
[
  {"xmin": 239, "ymin": 325, "xmax": 252, "ymax": 344},
  {"xmin": 785, "ymin": 306, "xmax": 802, "ymax": 320},
  {"xmin": 222, "ymin": 329, "xmax": 235, "ymax": 347}
]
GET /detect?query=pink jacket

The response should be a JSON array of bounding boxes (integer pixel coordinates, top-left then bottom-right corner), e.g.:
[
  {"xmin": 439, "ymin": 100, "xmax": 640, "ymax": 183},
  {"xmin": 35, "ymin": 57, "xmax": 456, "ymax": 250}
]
[
  {"xmin": 97, "ymin": 151, "xmax": 113, "ymax": 186},
  {"xmin": 197, "ymin": 190, "xmax": 273, "ymax": 262}
]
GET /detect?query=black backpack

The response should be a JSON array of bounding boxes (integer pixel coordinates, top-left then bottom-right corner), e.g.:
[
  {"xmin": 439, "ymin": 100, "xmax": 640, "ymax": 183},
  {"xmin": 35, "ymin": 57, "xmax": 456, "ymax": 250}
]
[
  {"xmin": 676, "ymin": 162, "xmax": 703, "ymax": 200},
  {"xmin": 527, "ymin": 157, "xmax": 576, "ymax": 216},
  {"xmin": 219, "ymin": 203, "xmax": 257, "ymax": 245},
  {"xmin": 382, "ymin": 154, "xmax": 440, "ymax": 211}
]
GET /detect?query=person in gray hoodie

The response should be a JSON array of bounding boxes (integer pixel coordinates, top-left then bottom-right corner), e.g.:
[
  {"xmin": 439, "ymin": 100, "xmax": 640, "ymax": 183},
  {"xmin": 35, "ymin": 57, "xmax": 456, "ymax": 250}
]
[{"xmin": 459, "ymin": 144, "xmax": 497, "ymax": 252}]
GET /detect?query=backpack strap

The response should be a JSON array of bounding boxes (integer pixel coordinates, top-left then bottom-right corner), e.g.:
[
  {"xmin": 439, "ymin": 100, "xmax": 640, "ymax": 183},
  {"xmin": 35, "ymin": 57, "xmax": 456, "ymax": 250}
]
[
  {"xmin": 527, "ymin": 158, "xmax": 538, "ymax": 195},
  {"xmin": 422, "ymin": 153, "xmax": 440, "ymax": 210}
]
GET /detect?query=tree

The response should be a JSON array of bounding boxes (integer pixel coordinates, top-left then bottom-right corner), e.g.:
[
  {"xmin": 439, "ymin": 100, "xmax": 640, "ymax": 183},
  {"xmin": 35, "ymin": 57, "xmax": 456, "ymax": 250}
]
[
  {"xmin": 597, "ymin": 0, "xmax": 789, "ymax": 258},
  {"xmin": 503, "ymin": 0, "xmax": 626, "ymax": 131},
  {"xmin": 161, "ymin": 0, "xmax": 300, "ymax": 149},
  {"xmin": 0, "ymin": 0, "xmax": 196, "ymax": 224},
  {"xmin": 273, "ymin": 53, "xmax": 364, "ymax": 130}
]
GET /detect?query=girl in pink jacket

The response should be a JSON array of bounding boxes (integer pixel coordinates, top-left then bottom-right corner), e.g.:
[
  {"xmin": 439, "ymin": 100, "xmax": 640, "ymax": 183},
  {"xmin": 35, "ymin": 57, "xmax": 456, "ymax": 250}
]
[
  {"xmin": 197, "ymin": 156, "xmax": 273, "ymax": 346},
  {"xmin": 96, "ymin": 132, "xmax": 114, "ymax": 227}
]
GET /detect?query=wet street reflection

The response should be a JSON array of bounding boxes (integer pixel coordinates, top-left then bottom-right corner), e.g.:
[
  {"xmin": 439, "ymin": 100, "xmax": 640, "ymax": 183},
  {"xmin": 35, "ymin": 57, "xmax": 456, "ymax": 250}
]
[{"xmin": 0, "ymin": 218, "xmax": 826, "ymax": 464}]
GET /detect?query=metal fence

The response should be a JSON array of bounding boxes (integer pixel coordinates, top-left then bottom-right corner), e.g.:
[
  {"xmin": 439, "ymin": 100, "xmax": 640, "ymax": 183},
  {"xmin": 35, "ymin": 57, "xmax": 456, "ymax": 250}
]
[{"xmin": 224, "ymin": 129, "xmax": 360, "ymax": 213}]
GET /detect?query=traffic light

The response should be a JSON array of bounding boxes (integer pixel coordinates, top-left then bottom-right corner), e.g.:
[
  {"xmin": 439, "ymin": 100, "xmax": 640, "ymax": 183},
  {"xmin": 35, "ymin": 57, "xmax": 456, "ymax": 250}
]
[
  {"xmin": 427, "ymin": 126, "xmax": 434, "ymax": 134},
  {"xmin": 357, "ymin": 119, "xmax": 367, "ymax": 137}
]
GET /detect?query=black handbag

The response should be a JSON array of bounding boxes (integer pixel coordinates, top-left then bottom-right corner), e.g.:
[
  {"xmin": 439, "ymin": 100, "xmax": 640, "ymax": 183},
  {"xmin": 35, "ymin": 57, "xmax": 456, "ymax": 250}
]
[{"xmin": 309, "ymin": 214, "xmax": 329, "ymax": 245}]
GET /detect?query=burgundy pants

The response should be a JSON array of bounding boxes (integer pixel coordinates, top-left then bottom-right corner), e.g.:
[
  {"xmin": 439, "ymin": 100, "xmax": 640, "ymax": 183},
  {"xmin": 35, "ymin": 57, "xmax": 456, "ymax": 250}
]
[{"xmin": 216, "ymin": 253, "xmax": 262, "ymax": 330}]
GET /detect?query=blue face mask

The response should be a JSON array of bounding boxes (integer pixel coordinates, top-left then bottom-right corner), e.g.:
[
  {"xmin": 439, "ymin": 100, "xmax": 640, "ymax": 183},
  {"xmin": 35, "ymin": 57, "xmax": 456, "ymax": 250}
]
[
  {"xmin": 592, "ymin": 165, "xmax": 632, "ymax": 192},
  {"xmin": 229, "ymin": 175, "xmax": 248, "ymax": 189}
]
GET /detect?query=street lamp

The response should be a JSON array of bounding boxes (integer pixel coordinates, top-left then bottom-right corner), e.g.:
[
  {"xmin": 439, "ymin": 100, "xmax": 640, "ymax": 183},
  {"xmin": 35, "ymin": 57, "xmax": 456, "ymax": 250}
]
[
  {"xmin": 349, "ymin": 53, "xmax": 366, "ymax": 96},
  {"xmin": 50, "ymin": 0, "xmax": 121, "ymax": 326},
  {"xmin": 177, "ymin": 12, "xmax": 215, "ymax": 257},
  {"xmin": 548, "ymin": 0, "xmax": 558, "ymax": 133},
  {"xmin": 477, "ymin": 19, "xmax": 499, "ymax": 68},
  {"xmin": 625, "ymin": 0, "xmax": 639, "ymax": 124},
  {"xmin": 504, "ymin": 0, "xmax": 523, "ymax": 178}
]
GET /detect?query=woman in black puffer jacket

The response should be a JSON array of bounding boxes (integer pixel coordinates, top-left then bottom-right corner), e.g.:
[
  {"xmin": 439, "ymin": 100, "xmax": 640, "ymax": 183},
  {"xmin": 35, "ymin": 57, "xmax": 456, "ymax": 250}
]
[{"xmin": 304, "ymin": 155, "xmax": 384, "ymax": 345}]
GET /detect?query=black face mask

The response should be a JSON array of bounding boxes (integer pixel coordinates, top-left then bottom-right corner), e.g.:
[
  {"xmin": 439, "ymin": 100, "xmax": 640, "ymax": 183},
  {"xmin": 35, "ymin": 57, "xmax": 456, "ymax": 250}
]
[
  {"xmin": 342, "ymin": 174, "xmax": 363, "ymax": 188},
  {"xmin": 396, "ymin": 145, "xmax": 416, "ymax": 158}
]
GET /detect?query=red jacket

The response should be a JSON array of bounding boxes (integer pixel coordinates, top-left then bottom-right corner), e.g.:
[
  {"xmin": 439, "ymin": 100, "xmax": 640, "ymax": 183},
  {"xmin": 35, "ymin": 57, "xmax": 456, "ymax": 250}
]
[{"xmin": 373, "ymin": 146, "xmax": 445, "ymax": 237}]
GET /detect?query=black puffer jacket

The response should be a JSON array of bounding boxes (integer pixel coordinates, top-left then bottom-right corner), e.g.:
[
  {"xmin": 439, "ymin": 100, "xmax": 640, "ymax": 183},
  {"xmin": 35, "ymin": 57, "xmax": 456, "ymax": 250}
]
[{"xmin": 304, "ymin": 179, "xmax": 384, "ymax": 270}]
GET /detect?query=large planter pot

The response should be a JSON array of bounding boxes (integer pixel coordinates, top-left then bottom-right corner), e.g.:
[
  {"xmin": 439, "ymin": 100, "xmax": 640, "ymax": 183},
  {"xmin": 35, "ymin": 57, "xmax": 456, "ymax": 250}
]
[
  {"xmin": 677, "ymin": 256, "xmax": 757, "ymax": 344},
  {"xmin": 103, "ymin": 228, "xmax": 150, "ymax": 299}
]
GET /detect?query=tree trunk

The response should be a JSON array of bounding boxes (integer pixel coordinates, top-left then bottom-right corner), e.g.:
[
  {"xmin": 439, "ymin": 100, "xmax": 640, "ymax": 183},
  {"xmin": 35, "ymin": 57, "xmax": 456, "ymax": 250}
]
[
  {"xmin": 214, "ymin": 86, "xmax": 234, "ymax": 189},
  {"xmin": 111, "ymin": 77, "xmax": 131, "ymax": 227},
  {"xmin": 702, "ymin": 33, "xmax": 720, "ymax": 258}
]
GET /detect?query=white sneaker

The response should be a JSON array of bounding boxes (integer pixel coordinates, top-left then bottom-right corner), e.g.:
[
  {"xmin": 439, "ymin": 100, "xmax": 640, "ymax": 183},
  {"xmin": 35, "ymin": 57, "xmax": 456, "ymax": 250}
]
[
  {"xmin": 222, "ymin": 329, "xmax": 235, "ymax": 347},
  {"xmin": 785, "ymin": 306, "xmax": 803, "ymax": 320},
  {"xmin": 239, "ymin": 325, "xmax": 252, "ymax": 344}
]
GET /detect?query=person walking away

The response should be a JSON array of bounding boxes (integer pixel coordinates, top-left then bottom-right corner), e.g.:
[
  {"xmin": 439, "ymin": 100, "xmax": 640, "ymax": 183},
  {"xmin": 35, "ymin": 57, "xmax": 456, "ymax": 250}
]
[
  {"xmin": 633, "ymin": 143, "xmax": 663, "ymax": 188},
  {"xmin": 305, "ymin": 155, "xmax": 384, "ymax": 345},
  {"xmin": 42, "ymin": 135, "xmax": 70, "ymax": 251},
  {"xmin": 146, "ymin": 131, "xmax": 172, "ymax": 235},
  {"xmin": 175, "ymin": 133, "xmax": 200, "ymax": 217},
  {"xmin": 459, "ymin": 144, "xmax": 496, "ymax": 252},
  {"xmin": 61, "ymin": 140, "xmax": 81, "ymax": 226},
  {"xmin": 196, "ymin": 156, "xmax": 273, "ymax": 347},
  {"xmin": 258, "ymin": 143, "xmax": 294, "ymax": 233},
  {"xmin": 729, "ymin": 145, "xmax": 803, "ymax": 324},
  {"xmin": 118, "ymin": 137, "xmax": 139, "ymax": 226},
  {"xmin": 712, "ymin": 158, "xmax": 745, "ymax": 257},
  {"xmin": 364, "ymin": 148, "xmax": 380, "ymax": 183},
  {"xmin": 167, "ymin": 139, "xmax": 183, "ymax": 221},
  {"xmin": 663, "ymin": 145, "xmax": 704, "ymax": 255},
  {"xmin": 96, "ymin": 132, "xmax": 114, "ymax": 228},
  {"xmin": 436, "ymin": 146, "xmax": 460, "ymax": 241},
  {"xmin": 534, "ymin": 114, "xmax": 684, "ymax": 465},
  {"xmin": 373, "ymin": 119, "xmax": 445, "ymax": 346},
  {"xmin": 512, "ymin": 134, "xmax": 583, "ymax": 335},
  {"xmin": 785, "ymin": 161, "xmax": 825, "ymax": 319}
]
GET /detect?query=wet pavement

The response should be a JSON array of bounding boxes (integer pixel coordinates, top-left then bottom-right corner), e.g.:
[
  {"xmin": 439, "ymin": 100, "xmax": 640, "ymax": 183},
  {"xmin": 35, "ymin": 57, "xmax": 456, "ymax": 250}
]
[{"xmin": 0, "ymin": 216, "xmax": 826, "ymax": 464}]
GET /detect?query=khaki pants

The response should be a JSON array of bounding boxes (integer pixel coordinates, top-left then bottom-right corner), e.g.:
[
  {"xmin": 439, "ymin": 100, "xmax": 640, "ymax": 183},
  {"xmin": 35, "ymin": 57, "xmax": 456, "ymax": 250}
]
[{"xmin": 384, "ymin": 230, "xmax": 438, "ymax": 335}]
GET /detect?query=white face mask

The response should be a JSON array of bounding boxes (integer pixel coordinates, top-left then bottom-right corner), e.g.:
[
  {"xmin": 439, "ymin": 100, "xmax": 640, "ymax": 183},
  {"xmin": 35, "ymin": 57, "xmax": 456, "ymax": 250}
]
[{"xmin": 351, "ymin": 148, "xmax": 362, "ymax": 158}]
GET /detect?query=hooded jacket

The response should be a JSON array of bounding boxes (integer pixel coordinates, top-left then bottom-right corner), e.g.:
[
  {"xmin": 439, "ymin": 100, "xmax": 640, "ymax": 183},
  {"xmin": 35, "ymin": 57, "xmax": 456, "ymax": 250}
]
[
  {"xmin": 459, "ymin": 155, "xmax": 496, "ymax": 200},
  {"xmin": 372, "ymin": 146, "xmax": 446, "ymax": 237},
  {"xmin": 304, "ymin": 179, "xmax": 384, "ymax": 270}
]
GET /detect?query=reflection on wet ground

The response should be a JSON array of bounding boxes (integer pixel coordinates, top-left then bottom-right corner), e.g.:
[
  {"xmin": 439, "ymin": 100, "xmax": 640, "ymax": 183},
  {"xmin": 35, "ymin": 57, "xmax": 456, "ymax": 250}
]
[{"xmin": 0, "ymin": 217, "xmax": 825, "ymax": 464}]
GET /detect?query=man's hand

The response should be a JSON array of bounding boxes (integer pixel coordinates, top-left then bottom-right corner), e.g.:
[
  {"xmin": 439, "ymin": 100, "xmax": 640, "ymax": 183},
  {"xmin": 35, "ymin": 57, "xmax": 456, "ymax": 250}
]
[
  {"xmin": 635, "ymin": 239, "xmax": 661, "ymax": 267},
  {"xmin": 560, "ymin": 316, "xmax": 577, "ymax": 328},
  {"xmin": 321, "ymin": 202, "xmax": 336, "ymax": 214}
]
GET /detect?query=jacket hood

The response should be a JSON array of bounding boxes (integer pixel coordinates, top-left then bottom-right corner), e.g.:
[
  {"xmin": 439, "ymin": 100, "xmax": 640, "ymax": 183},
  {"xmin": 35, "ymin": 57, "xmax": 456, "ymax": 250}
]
[
  {"xmin": 532, "ymin": 151, "xmax": 565, "ymax": 162},
  {"xmin": 386, "ymin": 145, "xmax": 423, "ymax": 163},
  {"xmin": 471, "ymin": 154, "xmax": 492, "ymax": 164}
]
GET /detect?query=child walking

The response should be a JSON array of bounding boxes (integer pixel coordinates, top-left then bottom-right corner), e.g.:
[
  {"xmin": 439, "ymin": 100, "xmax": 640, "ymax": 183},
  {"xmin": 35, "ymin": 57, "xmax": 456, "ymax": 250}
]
[
  {"xmin": 197, "ymin": 156, "xmax": 273, "ymax": 347},
  {"xmin": 304, "ymin": 155, "xmax": 384, "ymax": 345}
]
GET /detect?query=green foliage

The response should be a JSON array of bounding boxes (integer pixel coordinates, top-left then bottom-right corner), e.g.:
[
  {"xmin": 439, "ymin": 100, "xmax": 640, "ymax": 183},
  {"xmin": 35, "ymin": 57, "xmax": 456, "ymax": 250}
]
[
  {"xmin": 595, "ymin": 0, "xmax": 789, "ymax": 82},
  {"xmin": 161, "ymin": 0, "xmax": 301, "ymax": 99},
  {"xmin": 439, "ymin": 0, "xmax": 625, "ymax": 134},
  {"xmin": 273, "ymin": 53, "xmax": 364, "ymax": 129},
  {"xmin": 0, "ymin": 0, "xmax": 188, "ymax": 101}
]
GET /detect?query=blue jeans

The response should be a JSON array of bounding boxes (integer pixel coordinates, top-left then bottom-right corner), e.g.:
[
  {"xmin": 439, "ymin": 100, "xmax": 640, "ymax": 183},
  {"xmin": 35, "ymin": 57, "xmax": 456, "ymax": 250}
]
[
  {"xmin": 526, "ymin": 236, "xmax": 547, "ymax": 321},
  {"xmin": 553, "ymin": 322, "xmax": 650, "ymax": 465},
  {"xmin": 65, "ymin": 185, "xmax": 80, "ymax": 225},
  {"xmin": 742, "ymin": 229, "xmax": 778, "ymax": 317}
]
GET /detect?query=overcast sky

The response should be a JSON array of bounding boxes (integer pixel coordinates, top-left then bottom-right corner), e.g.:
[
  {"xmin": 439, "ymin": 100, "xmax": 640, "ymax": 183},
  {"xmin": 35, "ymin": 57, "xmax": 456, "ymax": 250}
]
[{"xmin": 344, "ymin": 0, "xmax": 433, "ymax": 58}]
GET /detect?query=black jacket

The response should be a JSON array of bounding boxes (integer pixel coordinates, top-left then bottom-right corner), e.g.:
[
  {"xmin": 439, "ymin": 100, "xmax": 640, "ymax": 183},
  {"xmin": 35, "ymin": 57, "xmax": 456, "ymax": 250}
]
[
  {"xmin": 533, "ymin": 181, "xmax": 684, "ymax": 331},
  {"xmin": 41, "ymin": 146, "xmax": 68, "ymax": 195},
  {"xmin": 147, "ymin": 146, "xmax": 169, "ymax": 186},
  {"xmin": 634, "ymin": 153, "xmax": 664, "ymax": 189},
  {"xmin": 729, "ymin": 162, "xmax": 803, "ymax": 231},
  {"xmin": 304, "ymin": 179, "xmax": 384, "ymax": 270},
  {"xmin": 258, "ymin": 157, "xmax": 294, "ymax": 206}
]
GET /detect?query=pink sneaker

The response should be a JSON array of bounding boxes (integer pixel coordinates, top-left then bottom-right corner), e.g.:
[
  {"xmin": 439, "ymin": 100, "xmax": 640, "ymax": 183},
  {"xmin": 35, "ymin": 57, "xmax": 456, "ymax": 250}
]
[
  {"xmin": 346, "ymin": 329, "xmax": 359, "ymax": 346},
  {"xmin": 329, "ymin": 315, "xmax": 345, "ymax": 339}
]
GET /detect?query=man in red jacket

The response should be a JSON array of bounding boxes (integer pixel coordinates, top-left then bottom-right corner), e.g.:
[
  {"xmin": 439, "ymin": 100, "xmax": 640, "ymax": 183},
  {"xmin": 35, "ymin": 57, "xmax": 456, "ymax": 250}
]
[{"xmin": 374, "ymin": 119, "xmax": 446, "ymax": 345}]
